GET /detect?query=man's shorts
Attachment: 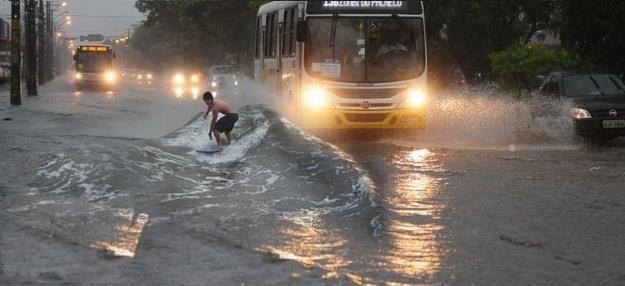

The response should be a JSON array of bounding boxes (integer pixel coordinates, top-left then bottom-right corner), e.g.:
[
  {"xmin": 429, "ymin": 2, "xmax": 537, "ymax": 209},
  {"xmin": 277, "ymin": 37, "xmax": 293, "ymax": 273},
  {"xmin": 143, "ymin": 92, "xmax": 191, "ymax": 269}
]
[{"xmin": 215, "ymin": 113, "xmax": 239, "ymax": 133}]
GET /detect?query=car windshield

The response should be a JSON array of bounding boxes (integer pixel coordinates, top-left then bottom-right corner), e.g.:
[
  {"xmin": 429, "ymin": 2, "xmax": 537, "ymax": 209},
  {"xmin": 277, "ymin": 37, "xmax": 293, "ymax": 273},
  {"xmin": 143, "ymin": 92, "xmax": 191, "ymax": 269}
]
[
  {"xmin": 305, "ymin": 17, "xmax": 425, "ymax": 83},
  {"xmin": 75, "ymin": 52, "xmax": 111, "ymax": 71},
  {"xmin": 563, "ymin": 74, "xmax": 625, "ymax": 97}
]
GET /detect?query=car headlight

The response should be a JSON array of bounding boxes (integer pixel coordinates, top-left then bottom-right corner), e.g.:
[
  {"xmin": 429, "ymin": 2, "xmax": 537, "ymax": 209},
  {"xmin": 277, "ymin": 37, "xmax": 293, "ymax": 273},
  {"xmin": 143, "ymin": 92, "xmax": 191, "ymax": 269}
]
[
  {"xmin": 304, "ymin": 85, "xmax": 327, "ymax": 108},
  {"xmin": 75, "ymin": 73, "xmax": 82, "ymax": 80},
  {"xmin": 173, "ymin": 73, "xmax": 185, "ymax": 85},
  {"xmin": 570, "ymin": 108, "xmax": 592, "ymax": 119},
  {"xmin": 137, "ymin": 75, "xmax": 143, "ymax": 80},
  {"xmin": 191, "ymin": 74, "xmax": 200, "ymax": 83},
  {"xmin": 403, "ymin": 89, "xmax": 427, "ymax": 107},
  {"xmin": 147, "ymin": 74, "xmax": 153, "ymax": 80},
  {"xmin": 104, "ymin": 71, "xmax": 116, "ymax": 83},
  {"xmin": 191, "ymin": 87, "xmax": 200, "ymax": 99}
]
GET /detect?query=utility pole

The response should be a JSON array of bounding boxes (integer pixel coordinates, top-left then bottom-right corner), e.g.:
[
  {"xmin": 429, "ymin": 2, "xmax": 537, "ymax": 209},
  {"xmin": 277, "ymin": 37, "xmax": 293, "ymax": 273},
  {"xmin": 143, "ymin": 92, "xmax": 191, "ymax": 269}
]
[
  {"xmin": 46, "ymin": 1, "xmax": 54, "ymax": 81},
  {"xmin": 10, "ymin": 0, "xmax": 21, "ymax": 105},
  {"xmin": 25, "ymin": 0, "xmax": 38, "ymax": 95},
  {"xmin": 37, "ymin": 0, "xmax": 46, "ymax": 84}
]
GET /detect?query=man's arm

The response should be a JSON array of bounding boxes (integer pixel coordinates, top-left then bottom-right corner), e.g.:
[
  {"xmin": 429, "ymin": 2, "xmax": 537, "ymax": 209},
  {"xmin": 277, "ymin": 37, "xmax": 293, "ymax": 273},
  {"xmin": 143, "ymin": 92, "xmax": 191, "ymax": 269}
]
[{"xmin": 209, "ymin": 111, "xmax": 218, "ymax": 139}]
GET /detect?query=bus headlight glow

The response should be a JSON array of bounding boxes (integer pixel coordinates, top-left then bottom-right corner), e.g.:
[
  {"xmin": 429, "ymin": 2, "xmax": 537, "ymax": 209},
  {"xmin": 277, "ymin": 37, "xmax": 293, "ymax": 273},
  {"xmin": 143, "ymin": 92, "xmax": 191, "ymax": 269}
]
[
  {"xmin": 173, "ymin": 73, "xmax": 185, "ymax": 85},
  {"xmin": 404, "ymin": 90, "xmax": 427, "ymax": 107},
  {"xmin": 211, "ymin": 81, "xmax": 217, "ymax": 88},
  {"xmin": 191, "ymin": 74, "xmax": 200, "ymax": 83},
  {"xmin": 75, "ymin": 73, "xmax": 83, "ymax": 80},
  {"xmin": 147, "ymin": 74, "xmax": 153, "ymax": 80},
  {"xmin": 304, "ymin": 86, "xmax": 328, "ymax": 108}
]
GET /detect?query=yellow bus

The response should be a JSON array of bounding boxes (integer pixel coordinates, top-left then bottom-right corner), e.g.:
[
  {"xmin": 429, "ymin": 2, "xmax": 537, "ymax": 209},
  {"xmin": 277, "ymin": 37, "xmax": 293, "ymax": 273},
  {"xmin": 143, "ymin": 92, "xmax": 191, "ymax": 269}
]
[{"xmin": 255, "ymin": 1, "xmax": 427, "ymax": 130}]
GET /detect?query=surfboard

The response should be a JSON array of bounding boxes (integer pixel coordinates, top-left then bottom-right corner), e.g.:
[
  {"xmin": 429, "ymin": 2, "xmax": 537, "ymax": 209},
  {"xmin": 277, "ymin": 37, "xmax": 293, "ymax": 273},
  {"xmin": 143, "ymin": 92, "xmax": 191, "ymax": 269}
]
[{"xmin": 195, "ymin": 146, "xmax": 224, "ymax": 154}]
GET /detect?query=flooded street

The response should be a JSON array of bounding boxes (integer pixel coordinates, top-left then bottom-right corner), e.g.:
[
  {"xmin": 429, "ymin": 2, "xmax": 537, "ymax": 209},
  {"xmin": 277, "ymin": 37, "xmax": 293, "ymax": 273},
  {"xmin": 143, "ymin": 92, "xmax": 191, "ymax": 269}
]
[{"xmin": 1, "ymin": 78, "xmax": 625, "ymax": 285}]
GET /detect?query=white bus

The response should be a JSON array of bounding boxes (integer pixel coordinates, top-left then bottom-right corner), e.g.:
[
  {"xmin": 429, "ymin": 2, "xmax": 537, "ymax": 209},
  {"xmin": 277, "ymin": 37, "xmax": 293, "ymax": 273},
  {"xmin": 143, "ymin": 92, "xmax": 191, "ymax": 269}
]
[{"xmin": 255, "ymin": 1, "xmax": 427, "ymax": 130}]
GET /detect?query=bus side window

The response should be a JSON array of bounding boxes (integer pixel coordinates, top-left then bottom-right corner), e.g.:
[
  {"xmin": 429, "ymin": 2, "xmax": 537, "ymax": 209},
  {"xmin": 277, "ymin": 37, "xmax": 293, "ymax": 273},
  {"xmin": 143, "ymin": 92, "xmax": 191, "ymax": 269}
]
[
  {"xmin": 263, "ymin": 15, "xmax": 269, "ymax": 58},
  {"xmin": 270, "ymin": 12, "xmax": 278, "ymax": 58},
  {"xmin": 289, "ymin": 7, "xmax": 297, "ymax": 56},
  {"xmin": 281, "ymin": 9, "xmax": 290, "ymax": 57},
  {"xmin": 255, "ymin": 16, "xmax": 261, "ymax": 59},
  {"xmin": 281, "ymin": 7, "xmax": 297, "ymax": 58}
]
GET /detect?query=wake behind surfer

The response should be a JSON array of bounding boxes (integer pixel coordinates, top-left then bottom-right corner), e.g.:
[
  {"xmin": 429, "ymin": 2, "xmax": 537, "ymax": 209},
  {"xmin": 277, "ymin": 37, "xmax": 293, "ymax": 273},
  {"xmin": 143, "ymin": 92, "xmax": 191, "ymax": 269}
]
[{"xmin": 202, "ymin": 91, "xmax": 238, "ymax": 146}]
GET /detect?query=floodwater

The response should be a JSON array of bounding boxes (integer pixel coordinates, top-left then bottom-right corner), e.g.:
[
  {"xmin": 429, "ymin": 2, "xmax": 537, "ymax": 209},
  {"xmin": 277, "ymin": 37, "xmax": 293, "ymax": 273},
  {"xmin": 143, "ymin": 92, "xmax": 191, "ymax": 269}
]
[{"xmin": 2, "ymin": 78, "xmax": 625, "ymax": 285}]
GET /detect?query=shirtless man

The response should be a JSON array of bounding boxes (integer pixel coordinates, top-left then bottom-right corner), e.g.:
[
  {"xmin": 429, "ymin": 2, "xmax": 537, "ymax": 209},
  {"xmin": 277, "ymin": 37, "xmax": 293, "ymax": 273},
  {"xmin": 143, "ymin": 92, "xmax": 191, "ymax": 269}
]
[{"xmin": 202, "ymin": 92, "xmax": 238, "ymax": 146}]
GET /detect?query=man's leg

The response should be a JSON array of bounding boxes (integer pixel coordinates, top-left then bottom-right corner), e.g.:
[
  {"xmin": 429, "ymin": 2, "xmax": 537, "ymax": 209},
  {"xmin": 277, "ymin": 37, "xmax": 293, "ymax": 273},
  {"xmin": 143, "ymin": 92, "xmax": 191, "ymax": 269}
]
[
  {"xmin": 213, "ymin": 130, "xmax": 222, "ymax": 146},
  {"xmin": 225, "ymin": 132, "xmax": 232, "ymax": 144}
]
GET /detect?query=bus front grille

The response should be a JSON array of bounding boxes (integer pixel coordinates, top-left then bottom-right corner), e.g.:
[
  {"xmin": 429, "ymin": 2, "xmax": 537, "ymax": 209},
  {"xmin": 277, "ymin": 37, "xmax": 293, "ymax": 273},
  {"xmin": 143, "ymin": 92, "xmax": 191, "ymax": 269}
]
[
  {"xmin": 329, "ymin": 88, "xmax": 403, "ymax": 99},
  {"xmin": 343, "ymin": 113, "xmax": 390, "ymax": 123}
]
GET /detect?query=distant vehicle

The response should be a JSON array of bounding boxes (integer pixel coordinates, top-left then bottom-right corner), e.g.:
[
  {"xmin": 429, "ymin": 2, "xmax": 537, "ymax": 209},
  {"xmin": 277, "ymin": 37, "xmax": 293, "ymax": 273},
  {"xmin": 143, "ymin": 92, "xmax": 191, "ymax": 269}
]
[
  {"xmin": 255, "ymin": 1, "xmax": 428, "ymax": 131},
  {"xmin": 73, "ymin": 44, "xmax": 117, "ymax": 90},
  {"xmin": 135, "ymin": 70, "xmax": 153, "ymax": 85},
  {"xmin": 170, "ymin": 70, "xmax": 203, "ymax": 99},
  {"xmin": 537, "ymin": 71, "xmax": 625, "ymax": 139},
  {"xmin": 209, "ymin": 65, "xmax": 239, "ymax": 90}
]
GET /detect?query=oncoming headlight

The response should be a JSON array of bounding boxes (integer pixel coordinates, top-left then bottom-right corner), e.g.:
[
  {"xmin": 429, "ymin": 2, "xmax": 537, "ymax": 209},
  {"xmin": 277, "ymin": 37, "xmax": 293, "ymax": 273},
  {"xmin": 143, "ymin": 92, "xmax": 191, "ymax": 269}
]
[
  {"xmin": 570, "ymin": 108, "xmax": 592, "ymax": 119},
  {"xmin": 304, "ymin": 86, "xmax": 327, "ymax": 108},
  {"xmin": 191, "ymin": 74, "xmax": 200, "ymax": 83},
  {"xmin": 211, "ymin": 81, "xmax": 217, "ymax": 88},
  {"xmin": 147, "ymin": 74, "xmax": 153, "ymax": 80},
  {"xmin": 404, "ymin": 90, "xmax": 427, "ymax": 107},
  {"xmin": 173, "ymin": 73, "xmax": 185, "ymax": 85},
  {"xmin": 75, "ymin": 73, "xmax": 83, "ymax": 80},
  {"xmin": 104, "ymin": 71, "xmax": 116, "ymax": 83}
]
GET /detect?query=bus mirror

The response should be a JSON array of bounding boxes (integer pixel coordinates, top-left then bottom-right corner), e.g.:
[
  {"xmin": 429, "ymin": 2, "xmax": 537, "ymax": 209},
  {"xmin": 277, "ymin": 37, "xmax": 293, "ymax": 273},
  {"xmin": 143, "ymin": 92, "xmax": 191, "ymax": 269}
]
[{"xmin": 296, "ymin": 20, "xmax": 306, "ymax": 42}]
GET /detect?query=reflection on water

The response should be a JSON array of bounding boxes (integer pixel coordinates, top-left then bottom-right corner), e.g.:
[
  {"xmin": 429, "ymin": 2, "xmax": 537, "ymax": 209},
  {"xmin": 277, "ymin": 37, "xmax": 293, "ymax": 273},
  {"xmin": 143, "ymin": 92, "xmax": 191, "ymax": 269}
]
[
  {"xmin": 262, "ymin": 148, "xmax": 446, "ymax": 284},
  {"xmin": 259, "ymin": 215, "xmax": 350, "ymax": 279},
  {"xmin": 91, "ymin": 211, "xmax": 149, "ymax": 258},
  {"xmin": 377, "ymin": 148, "xmax": 444, "ymax": 281}
]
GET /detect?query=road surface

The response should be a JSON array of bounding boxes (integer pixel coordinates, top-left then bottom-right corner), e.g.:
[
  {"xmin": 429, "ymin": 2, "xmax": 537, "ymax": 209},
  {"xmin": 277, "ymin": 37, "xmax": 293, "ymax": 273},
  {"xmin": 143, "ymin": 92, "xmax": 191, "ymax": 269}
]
[{"xmin": 1, "ymin": 78, "xmax": 624, "ymax": 285}]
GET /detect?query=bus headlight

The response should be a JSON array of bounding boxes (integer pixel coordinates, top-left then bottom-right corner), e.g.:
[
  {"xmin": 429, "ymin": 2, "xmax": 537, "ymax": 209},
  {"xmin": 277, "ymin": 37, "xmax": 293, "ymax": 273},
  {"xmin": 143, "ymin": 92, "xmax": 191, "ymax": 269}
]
[
  {"xmin": 304, "ymin": 86, "xmax": 328, "ymax": 108},
  {"xmin": 173, "ymin": 73, "xmax": 185, "ymax": 85},
  {"xmin": 191, "ymin": 74, "xmax": 200, "ymax": 83},
  {"xmin": 211, "ymin": 81, "xmax": 217, "ymax": 88},
  {"xmin": 75, "ymin": 73, "xmax": 83, "ymax": 80},
  {"xmin": 403, "ymin": 89, "xmax": 427, "ymax": 107},
  {"xmin": 146, "ymin": 74, "xmax": 153, "ymax": 80},
  {"xmin": 105, "ymin": 71, "xmax": 116, "ymax": 83}
]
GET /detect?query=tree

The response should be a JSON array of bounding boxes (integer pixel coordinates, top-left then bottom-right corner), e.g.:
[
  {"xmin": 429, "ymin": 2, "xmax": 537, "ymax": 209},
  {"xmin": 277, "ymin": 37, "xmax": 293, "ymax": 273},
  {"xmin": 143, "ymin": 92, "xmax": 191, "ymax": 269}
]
[
  {"xmin": 558, "ymin": 0, "xmax": 625, "ymax": 76},
  {"xmin": 131, "ymin": 0, "xmax": 270, "ymax": 70},
  {"xmin": 490, "ymin": 44, "xmax": 579, "ymax": 91},
  {"xmin": 424, "ymin": 0, "xmax": 557, "ymax": 83}
]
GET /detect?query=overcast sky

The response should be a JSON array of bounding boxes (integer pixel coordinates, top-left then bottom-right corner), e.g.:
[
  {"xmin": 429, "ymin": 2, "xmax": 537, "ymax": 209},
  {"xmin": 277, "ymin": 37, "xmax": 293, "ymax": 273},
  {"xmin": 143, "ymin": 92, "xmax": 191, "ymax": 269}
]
[{"xmin": 0, "ymin": 0, "xmax": 145, "ymax": 37}]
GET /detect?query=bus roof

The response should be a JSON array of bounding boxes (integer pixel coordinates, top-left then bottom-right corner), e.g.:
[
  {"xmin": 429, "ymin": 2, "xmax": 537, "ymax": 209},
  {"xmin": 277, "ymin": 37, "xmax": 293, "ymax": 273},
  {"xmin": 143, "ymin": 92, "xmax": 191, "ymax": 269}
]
[
  {"xmin": 258, "ymin": 1, "xmax": 305, "ymax": 15},
  {"xmin": 258, "ymin": 1, "xmax": 423, "ymax": 16}
]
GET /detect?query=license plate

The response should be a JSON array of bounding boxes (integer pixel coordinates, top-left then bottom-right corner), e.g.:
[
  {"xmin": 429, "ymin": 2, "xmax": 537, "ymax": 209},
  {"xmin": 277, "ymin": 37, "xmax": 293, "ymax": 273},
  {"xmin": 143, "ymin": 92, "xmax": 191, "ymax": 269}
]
[{"xmin": 603, "ymin": 120, "xmax": 625, "ymax": 128}]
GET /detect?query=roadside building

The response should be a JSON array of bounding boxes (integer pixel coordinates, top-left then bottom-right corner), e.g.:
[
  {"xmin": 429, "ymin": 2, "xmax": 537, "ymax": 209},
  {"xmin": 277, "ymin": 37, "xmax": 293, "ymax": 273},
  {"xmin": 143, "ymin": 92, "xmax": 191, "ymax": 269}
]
[{"xmin": 0, "ymin": 19, "xmax": 10, "ymax": 84}]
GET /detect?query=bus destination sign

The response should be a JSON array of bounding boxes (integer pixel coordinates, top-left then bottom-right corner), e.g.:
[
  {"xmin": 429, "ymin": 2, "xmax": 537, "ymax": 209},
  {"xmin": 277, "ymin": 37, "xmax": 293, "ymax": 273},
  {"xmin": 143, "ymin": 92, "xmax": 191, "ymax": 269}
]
[
  {"xmin": 323, "ymin": 1, "xmax": 404, "ymax": 9},
  {"xmin": 307, "ymin": 1, "xmax": 422, "ymax": 14}
]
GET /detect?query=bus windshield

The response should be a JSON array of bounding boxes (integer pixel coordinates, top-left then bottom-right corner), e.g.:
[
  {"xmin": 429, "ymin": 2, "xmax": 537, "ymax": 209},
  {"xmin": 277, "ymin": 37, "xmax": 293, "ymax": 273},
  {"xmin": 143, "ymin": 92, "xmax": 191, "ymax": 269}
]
[
  {"xmin": 75, "ymin": 52, "xmax": 112, "ymax": 72},
  {"xmin": 305, "ymin": 17, "xmax": 425, "ymax": 83}
]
